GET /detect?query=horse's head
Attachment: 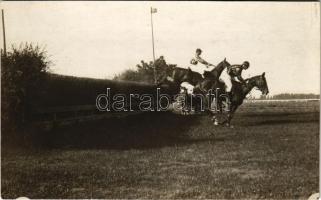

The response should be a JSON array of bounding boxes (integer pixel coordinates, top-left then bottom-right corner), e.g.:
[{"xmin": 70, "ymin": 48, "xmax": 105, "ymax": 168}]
[
  {"xmin": 210, "ymin": 58, "xmax": 231, "ymax": 79},
  {"xmin": 220, "ymin": 58, "xmax": 231, "ymax": 68},
  {"xmin": 249, "ymin": 72, "xmax": 269, "ymax": 95}
]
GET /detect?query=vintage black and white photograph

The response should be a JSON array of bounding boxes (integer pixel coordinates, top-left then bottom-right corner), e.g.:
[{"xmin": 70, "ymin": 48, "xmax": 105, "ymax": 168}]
[{"xmin": 1, "ymin": 1, "xmax": 320, "ymax": 199}]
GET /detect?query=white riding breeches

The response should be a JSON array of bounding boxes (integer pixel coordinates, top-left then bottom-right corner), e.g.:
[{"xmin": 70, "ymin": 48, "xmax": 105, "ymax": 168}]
[
  {"xmin": 189, "ymin": 64, "xmax": 215, "ymax": 78},
  {"xmin": 180, "ymin": 82, "xmax": 194, "ymax": 94},
  {"xmin": 220, "ymin": 68, "xmax": 232, "ymax": 92},
  {"xmin": 189, "ymin": 65, "xmax": 207, "ymax": 75}
]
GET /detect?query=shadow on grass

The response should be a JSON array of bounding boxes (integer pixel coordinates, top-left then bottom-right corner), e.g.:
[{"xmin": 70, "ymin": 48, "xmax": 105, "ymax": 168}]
[{"xmin": 36, "ymin": 112, "xmax": 213, "ymax": 150}]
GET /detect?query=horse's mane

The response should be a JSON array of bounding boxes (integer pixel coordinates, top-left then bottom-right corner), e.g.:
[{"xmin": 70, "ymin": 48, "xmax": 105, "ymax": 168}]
[
  {"xmin": 246, "ymin": 75, "xmax": 263, "ymax": 85},
  {"xmin": 211, "ymin": 58, "xmax": 230, "ymax": 71},
  {"xmin": 206, "ymin": 58, "xmax": 230, "ymax": 82},
  {"xmin": 218, "ymin": 59, "xmax": 230, "ymax": 67},
  {"xmin": 231, "ymin": 75, "xmax": 262, "ymax": 92}
]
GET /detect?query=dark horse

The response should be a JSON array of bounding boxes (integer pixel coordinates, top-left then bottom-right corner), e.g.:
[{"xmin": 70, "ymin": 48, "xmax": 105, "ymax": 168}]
[
  {"xmin": 157, "ymin": 58, "xmax": 231, "ymax": 113},
  {"xmin": 195, "ymin": 58, "xmax": 230, "ymax": 93},
  {"xmin": 213, "ymin": 72, "xmax": 269, "ymax": 126},
  {"xmin": 192, "ymin": 58, "xmax": 231, "ymax": 111},
  {"xmin": 205, "ymin": 58, "xmax": 230, "ymax": 80}
]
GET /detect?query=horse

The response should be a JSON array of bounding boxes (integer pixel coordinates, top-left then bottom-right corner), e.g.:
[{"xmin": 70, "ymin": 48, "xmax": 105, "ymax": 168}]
[
  {"xmin": 205, "ymin": 58, "xmax": 230, "ymax": 80},
  {"xmin": 212, "ymin": 72, "xmax": 269, "ymax": 127},
  {"xmin": 157, "ymin": 58, "xmax": 230, "ymax": 113},
  {"xmin": 157, "ymin": 66, "xmax": 204, "ymax": 96},
  {"xmin": 169, "ymin": 67, "xmax": 203, "ymax": 86},
  {"xmin": 194, "ymin": 58, "xmax": 230, "ymax": 93},
  {"xmin": 192, "ymin": 58, "xmax": 231, "ymax": 111}
]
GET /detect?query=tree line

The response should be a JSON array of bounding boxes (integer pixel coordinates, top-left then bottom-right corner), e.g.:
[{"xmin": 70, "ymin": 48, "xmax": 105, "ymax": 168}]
[{"xmin": 259, "ymin": 93, "xmax": 320, "ymax": 100}]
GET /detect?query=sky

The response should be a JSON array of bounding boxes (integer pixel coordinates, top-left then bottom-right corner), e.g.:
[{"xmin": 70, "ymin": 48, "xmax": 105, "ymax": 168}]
[{"xmin": 1, "ymin": 1, "xmax": 320, "ymax": 95}]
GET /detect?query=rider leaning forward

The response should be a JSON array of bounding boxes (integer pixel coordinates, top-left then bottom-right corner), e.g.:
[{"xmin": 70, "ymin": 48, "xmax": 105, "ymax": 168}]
[{"xmin": 227, "ymin": 61, "xmax": 250, "ymax": 83}]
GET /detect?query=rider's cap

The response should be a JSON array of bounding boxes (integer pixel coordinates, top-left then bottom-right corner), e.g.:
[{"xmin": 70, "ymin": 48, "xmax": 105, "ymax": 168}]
[{"xmin": 196, "ymin": 48, "xmax": 202, "ymax": 53}]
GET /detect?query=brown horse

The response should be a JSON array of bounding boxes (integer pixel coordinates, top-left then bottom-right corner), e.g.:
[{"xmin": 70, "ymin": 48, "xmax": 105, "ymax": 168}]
[
  {"xmin": 205, "ymin": 58, "xmax": 230, "ymax": 80},
  {"xmin": 157, "ymin": 66, "xmax": 203, "ymax": 96},
  {"xmin": 157, "ymin": 59, "xmax": 231, "ymax": 112},
  {"xmin": 213, "ymin": 72, "xmax": 269, "ymax": 126},
  {"xmin": 192, "ymin": 58, "xmax": 231, "ymax": 111},
  {"xmin": 194, "ymin": 58, "xmax": 230, "ymax": 93}
]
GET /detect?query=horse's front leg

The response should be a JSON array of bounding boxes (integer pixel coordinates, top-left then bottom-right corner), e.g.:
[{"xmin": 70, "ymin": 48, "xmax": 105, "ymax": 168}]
[
  {"xmin": 211, "ymin": 98, "xmax": 226, "ymax": 126},
  {"xmin": 224, "ymin": 112, "xmax": 233, "ymax": 127},
  {"xmin": 213, "ymin": 115, "xmax": 219, "ymax": 125},
  {"xmin": 209, "ymin": 109, "xmax": 221, "ymax": 126},
  {"xmin": 224, "ymin": 105, "xmax": 238, "ymax": 127},
  {"xmin": 210, "ymin": 99, "xmax": 224, "ymax": 126}
]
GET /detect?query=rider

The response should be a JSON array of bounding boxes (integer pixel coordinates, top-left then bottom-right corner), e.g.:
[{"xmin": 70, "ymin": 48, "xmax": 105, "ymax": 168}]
[
  {"xmin": 225, "ymin": 61, "xmax": 250, "ymax": 93},
  {"xmin": 155, "ymin": 55, "xmax": 167, "ymax": 68},
  {"xmin": 190, "ymin": 48, "xmax": 215, "ymax": 77},
  {"xmin": 179, "ymin": 48, "xmax": 215, "ymax": 95}
]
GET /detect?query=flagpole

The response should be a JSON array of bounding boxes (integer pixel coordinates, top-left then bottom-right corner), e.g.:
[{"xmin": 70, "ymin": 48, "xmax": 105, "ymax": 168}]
[
  {"xmin": 2, "ymin": 9, "xmax": 6, "ymax": 56},
  {"xmin": 150, "ymin": 7, "xmax": 157, "ymax": 84}
]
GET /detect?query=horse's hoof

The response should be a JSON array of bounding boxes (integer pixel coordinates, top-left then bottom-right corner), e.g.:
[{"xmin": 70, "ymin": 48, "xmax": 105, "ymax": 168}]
[{"xmin": 225, "ymin": 124, "xmax": 234, "ymax": 128}]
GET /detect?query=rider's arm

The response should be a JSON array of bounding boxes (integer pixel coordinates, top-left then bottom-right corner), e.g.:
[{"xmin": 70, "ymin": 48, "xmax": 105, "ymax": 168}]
[
  {"xmin": 195, "ymin": 55, "xmax": 210, "ymax": 66},
  {"xmin": 237, "ymin": 75, "xmax": 245, "ymax": 83},
  {"xmin": 233, "ymin": 67, "xmax": 245, "ymax": 83}
]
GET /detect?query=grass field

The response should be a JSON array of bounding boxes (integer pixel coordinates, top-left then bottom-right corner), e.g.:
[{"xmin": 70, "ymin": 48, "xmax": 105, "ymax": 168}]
[{"xmin": 1, "ymin": 101, "xmax": 319, "ymax": 199}]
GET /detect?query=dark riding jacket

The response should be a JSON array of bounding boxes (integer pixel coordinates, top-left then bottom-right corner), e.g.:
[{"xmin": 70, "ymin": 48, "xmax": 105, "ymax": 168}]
[{"xmin": 227, "ymin": 65, "xmax": 245, "ymax": 83}]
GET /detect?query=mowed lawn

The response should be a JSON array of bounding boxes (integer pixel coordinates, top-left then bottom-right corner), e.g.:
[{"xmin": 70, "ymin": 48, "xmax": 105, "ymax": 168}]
[{"xmin": 1, "ymin": 107, "xmax": 319, "ymax": 198}]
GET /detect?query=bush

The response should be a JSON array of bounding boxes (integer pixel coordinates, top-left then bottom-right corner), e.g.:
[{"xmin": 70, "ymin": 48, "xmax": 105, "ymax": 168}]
[
  {"xmin": 113, "ymin": 56, "xmax": 177, "ymax": 83},
  {"xmin": 1, "ymin": 43, "xmax": 50, "ymax": 131}
]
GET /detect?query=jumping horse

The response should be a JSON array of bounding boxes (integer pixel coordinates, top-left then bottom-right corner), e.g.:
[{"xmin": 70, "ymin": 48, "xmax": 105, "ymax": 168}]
[{"xmin": 212, "ymin": 72, "xmax": 269, "ymax": 127}]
